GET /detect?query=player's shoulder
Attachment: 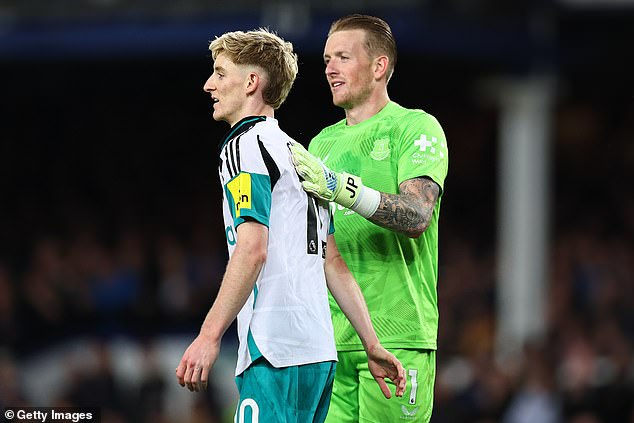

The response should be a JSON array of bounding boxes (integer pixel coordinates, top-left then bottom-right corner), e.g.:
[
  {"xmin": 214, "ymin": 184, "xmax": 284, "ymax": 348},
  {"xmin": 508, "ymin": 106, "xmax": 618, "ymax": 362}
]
[
  {"xmin": 235, "ymin": 117, "xmax": 291, "ymax": 148},
  {"xmin": 256, "ymin": 119, "xmax": 296, "ymax": 159},
  {"xmin": 388, "ymin": 102, "xmax": 439, "ymax": 124},
  {"xmin": 388, "ymin": 102, "xmax": 444, "ymax": 136},
  {"xmin": 240, "ymin": 117, "xmax": 272, "ymax": 142},
  {"xmin": 313, "ymin": 118, "xmax": 347, "ymax": 141}
]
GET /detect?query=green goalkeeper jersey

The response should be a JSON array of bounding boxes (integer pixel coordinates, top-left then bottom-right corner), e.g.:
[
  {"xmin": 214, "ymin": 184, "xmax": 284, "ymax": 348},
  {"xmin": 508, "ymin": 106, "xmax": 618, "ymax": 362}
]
[{"xmin": 310, "ymin": 101, "xmax": 448, "ymax": 351}]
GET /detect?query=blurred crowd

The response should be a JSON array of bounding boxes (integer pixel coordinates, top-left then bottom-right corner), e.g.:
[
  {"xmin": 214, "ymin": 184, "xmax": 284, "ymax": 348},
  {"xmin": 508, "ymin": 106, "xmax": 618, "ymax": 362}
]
[
  {"xmin": 1, "ymin": 61, "xmax": 633, "ymax": 422},
  {"xmin": 434, "ymin": 226, "xmax": 633, "ymax": 423},
  {"xmin": 0, "ymin": 222, "xmax": 227, "ymax": 352},
  {"xmin": 0, "ymin": 219, "xmax": 232, "ymax": 422}
]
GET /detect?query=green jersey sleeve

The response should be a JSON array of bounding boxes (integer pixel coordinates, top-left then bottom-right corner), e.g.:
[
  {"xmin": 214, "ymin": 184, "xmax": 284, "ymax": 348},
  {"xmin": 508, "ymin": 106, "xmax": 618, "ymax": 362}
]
[{"xmin": 396, "ymin": 112, "xmax": 448, "ymax": 191}]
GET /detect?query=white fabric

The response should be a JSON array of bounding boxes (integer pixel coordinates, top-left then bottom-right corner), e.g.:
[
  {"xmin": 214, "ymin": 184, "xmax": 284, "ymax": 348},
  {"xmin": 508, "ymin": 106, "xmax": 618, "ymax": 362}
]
[{"xmin": 219, "ymin": 117, "xmax": 337, "ymax": 376}]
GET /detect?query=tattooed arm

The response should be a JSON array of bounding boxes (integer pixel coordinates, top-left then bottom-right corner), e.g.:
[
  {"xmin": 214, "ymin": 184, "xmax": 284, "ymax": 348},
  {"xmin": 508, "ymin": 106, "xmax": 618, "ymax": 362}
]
[
  {"xmin": 368, "ymin": 176, "xmax": 440, "ymax": 238},
  {"xmin": 290, "ymin": 143, "xmax": 441, "ymax": 235}
]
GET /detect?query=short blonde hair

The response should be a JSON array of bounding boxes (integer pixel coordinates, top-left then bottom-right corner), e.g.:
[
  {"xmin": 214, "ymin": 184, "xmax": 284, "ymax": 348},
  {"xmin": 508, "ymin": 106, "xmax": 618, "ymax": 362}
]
[
  {"xmin": 209, "ymin": 28, "xmax": 298, "ymax": 109},
  {"xmin": 329, "ymin": 14, "xmax": 397, "ymax": 82}
]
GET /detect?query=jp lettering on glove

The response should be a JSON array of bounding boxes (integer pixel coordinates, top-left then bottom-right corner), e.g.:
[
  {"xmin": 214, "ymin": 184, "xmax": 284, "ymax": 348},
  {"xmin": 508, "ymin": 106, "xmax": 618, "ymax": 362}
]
[{"xmin": 290, "ymin": 142, "xmax": 380, "ymax": 218}]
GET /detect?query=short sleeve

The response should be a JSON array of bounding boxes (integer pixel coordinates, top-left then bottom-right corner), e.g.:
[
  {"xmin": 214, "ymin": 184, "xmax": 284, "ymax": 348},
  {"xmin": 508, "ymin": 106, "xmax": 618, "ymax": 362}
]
[
  {"xmin": 224, "ymin": 136, "xmax": 277, "ymax": 227},
  {"xmin": 225, "ymin": 171, "xmax": 272, "ymax": 227},
  {"xmin": 397, "ymin": 113, "xmax": 448, "ymax": 191}
]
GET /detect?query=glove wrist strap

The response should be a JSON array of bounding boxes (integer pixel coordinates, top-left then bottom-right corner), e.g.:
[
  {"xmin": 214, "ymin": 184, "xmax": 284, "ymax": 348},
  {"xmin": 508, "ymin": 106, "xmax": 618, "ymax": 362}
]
[{"xmin": 334, "ymin": 173, "xmax": 381, "ymax": 218}]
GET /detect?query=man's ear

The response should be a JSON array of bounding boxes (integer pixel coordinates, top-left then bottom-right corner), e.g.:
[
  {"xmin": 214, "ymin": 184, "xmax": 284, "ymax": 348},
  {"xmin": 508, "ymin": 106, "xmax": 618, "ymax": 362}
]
[
  {"xmin": 245, "ymin": 72, "xmax": 259, "ymax": 95},
  {"xmin": 373, "ymin": 56, "xmax": 389, "ymax": 81}
]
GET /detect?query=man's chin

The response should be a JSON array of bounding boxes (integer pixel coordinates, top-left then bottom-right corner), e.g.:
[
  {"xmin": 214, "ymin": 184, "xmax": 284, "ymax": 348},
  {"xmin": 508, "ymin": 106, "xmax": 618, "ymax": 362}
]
[
  {"xmin": 332, "ymin": 98, "xmax": 351, "ymax": 109},
  {"xmin": 332, "ymin": 96, "xmax": 346, "ymax": 107}
]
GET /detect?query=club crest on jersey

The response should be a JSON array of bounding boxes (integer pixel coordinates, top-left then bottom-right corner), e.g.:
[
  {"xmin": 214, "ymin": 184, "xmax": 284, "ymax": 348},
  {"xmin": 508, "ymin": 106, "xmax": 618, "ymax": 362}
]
[
  {"xmin": 226, "ymin": 172, "xmax": 252, "ymax": 217},
  {"xmin": 370, "ymin": 138, "xmax": 390, "ymax": 161}
]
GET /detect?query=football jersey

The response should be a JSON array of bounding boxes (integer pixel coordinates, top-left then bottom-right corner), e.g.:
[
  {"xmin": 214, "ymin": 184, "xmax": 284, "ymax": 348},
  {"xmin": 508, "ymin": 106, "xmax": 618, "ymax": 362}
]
[
  {"xmin": 309, "ymin": 102, "xmax": 448, "ymax": 351},
  {"xmin": 218, "ymin": 116, "xmax": 337, "ymax": 376}
]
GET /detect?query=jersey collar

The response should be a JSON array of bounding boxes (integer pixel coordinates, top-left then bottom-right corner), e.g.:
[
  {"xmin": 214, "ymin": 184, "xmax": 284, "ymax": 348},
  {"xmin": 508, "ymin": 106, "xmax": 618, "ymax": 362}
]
[{"xmin": 218, "ymin": 116, "xmax": 267, "ymax": 152}]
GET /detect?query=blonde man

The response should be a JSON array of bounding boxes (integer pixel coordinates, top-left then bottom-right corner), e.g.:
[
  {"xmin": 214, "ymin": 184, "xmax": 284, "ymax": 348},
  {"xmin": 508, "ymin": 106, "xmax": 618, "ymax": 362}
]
[
  {"xmin": 175, "ymin": 28, "xmax": 405, "ymax": 423},
  {"xmin": 291, "ymin": 15, "xmax": 449, "ymax": 422}
]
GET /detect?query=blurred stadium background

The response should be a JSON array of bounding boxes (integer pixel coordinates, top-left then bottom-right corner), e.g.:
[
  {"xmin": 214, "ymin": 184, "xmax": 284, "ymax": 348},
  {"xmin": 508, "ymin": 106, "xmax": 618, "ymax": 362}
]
[{"xmin": 1, "ymin": 0, "xmax": 633, "ymax": 422}]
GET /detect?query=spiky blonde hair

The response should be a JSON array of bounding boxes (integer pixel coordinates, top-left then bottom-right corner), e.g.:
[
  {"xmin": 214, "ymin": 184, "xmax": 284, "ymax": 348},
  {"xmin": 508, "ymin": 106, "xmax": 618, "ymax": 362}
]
[{"xmin": 210, "ymin": 28, "xmax": 299, "ymax": 109}]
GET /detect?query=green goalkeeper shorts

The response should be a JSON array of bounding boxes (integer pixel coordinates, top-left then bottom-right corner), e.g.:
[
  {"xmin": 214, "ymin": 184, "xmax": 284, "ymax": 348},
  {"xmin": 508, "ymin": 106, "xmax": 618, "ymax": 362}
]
[
  {"xmin": 324, "ymin": 349, "xmax": 436, "ymax": 423},
  {"xmin": 234, "ymin": 358, "xmax": 337, "ymax": 423}
]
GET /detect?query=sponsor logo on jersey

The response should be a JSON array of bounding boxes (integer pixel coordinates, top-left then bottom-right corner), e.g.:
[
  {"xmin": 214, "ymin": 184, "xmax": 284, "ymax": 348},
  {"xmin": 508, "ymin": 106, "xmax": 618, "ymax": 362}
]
[
  {"xmin": 413, "ymin": 134, "xmax": 446, "ymax": 156},
  {"xmin": 227, "ymin": 172, "xmax": 252, "ymax": 217},
  {"xmin": 400, "ymin": 405, "xmax": 420, "ymax": 420},
  {"xmin": 412, "ymin": 134, "xmax": 446, "ymax": 165},
  {"xmin": 370, "ymin": 138, "xmax": 390, "ymax": 160}
]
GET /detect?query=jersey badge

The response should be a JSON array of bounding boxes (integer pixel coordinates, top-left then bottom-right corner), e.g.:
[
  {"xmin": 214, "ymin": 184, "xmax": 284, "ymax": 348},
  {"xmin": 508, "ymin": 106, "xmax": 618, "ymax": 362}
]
[
  {"xmin": 370, "ymin": 138, "xmax": 390, "ymax": 161},
  {"xmin": 226, "ymin": 172, "xmax": 252, "ymax": 217}
]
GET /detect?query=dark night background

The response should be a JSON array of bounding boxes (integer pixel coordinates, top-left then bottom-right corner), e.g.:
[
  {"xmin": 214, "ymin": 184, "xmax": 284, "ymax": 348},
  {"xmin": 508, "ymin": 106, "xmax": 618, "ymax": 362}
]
[{"xmin": 1, "ymin": 2, "xmax": 633, "ymax": 422}]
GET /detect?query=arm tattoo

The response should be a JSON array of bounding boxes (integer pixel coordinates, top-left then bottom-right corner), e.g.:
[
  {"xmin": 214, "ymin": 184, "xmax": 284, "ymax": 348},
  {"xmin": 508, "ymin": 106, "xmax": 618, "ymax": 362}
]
[{"xmin": 368, "ymin": 176, "xmax": 440, "ymax": 237}]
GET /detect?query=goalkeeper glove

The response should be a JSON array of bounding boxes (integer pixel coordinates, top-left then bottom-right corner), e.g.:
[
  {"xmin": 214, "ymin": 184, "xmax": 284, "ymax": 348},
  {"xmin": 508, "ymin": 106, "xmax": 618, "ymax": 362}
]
[{"xmin": 290, "ymin": 142, "xmax": 380, "ymax": 218}]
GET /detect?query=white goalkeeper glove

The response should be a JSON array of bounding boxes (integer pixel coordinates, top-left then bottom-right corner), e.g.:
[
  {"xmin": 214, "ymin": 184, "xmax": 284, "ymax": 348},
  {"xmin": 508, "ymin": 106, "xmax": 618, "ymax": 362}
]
[{"xmin": 290, "ymin": 142, "xmax": 380, "ymax": 218}]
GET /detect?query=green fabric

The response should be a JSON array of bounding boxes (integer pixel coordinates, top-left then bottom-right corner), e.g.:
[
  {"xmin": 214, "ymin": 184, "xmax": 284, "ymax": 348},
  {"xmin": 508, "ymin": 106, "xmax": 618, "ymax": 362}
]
[
  {"xmin": 309, "ymin": 101, "xmax": 448, "ymax": 351},
  {"xmin": 325, "ymin": 349, "xmax": 436, "ymax": 423},
  {"xmin": 235, "ymin": 359, "xmax": 337, "ymax": 423}
]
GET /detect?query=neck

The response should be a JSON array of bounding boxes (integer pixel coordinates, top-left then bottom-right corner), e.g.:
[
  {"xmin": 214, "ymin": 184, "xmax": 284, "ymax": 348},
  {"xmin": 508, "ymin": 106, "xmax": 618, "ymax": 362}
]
[
  {"xmin": 344, "ymin": 91, "xmax": 390, "ymax": 126},
  {"xmin": 229, "ymin": 102, "xmax": 275, "ymax": 127}
]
